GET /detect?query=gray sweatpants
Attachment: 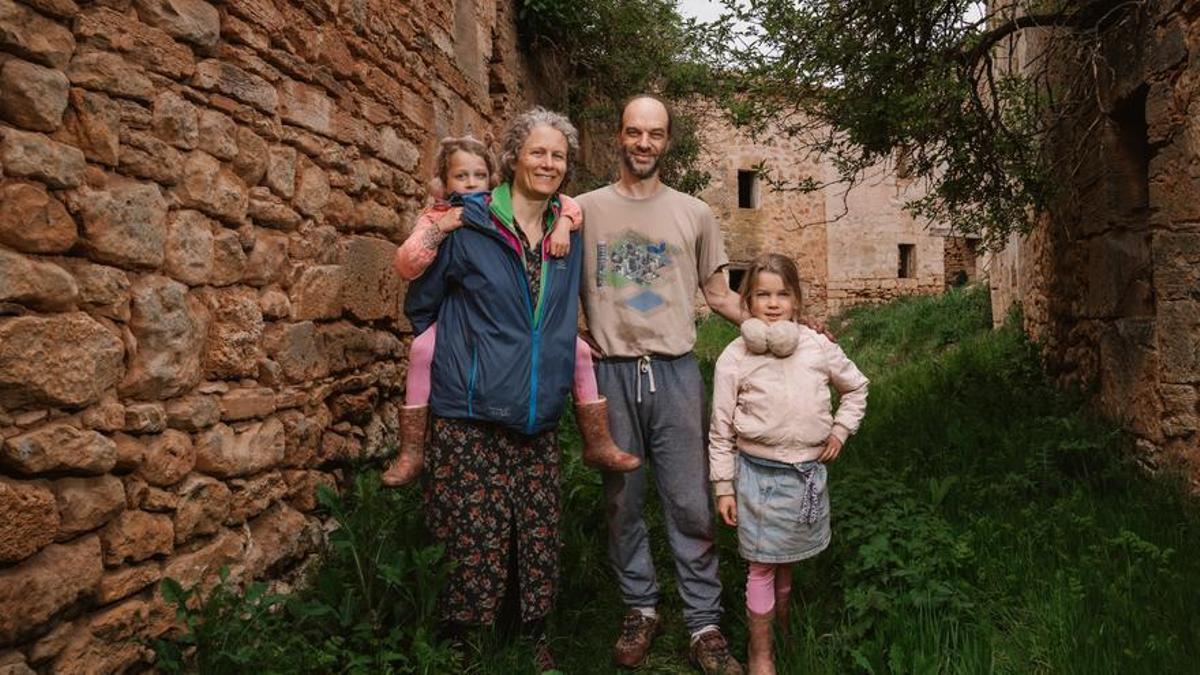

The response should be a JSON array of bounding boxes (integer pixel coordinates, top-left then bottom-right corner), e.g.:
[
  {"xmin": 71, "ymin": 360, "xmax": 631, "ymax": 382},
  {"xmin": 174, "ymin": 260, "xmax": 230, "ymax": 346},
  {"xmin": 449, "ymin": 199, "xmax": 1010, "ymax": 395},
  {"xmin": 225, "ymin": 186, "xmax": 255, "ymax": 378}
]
[{"xmin": 595, "ymin": 353, "xmax": 723, "ymax": 632}]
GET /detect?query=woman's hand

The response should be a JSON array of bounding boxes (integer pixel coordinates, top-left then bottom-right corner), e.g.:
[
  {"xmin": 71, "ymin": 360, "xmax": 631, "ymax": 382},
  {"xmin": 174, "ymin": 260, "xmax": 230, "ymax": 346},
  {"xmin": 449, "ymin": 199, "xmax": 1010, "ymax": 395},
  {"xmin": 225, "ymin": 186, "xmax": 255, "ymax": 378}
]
[
  {"xmin": 818, "ymin": 434, "xmax": 844, "ymax": 463},
  {"xmin": 547, "ymin": 218, "xmax": 572, "ymax": 257},
  {"xmin": 435, "ymin": 207, "xmax": 464, "ymax": 233},
  {"xmin": 717, "ymin": 495, "xmax": 738, "ymax": 527}
]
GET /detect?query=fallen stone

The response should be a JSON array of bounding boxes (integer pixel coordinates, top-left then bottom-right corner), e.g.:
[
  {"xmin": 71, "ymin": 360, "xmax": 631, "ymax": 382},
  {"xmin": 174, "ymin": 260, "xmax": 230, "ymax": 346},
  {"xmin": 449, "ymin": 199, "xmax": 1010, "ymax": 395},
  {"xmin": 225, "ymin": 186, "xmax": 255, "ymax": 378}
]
[
  {"xmin": 0, "ymin": 476, "xmax": 58, "ymax": 563},
  {"xmin": 0, "ymin": 535, "xmax": 102, "ymax": 645},
  {"xmin": 0, "ymin": 248, "xmax": 79, "ymax": 312},
  {"xmin": 194, "ymin": 418, "xmax": 285, "ymax": 478},
  {"xmin": 121, "ymin": 276, "xmax": 208, "ymax": 400},
  {"xmin": 52, "ymin": 475, "xmax": 125, "ymax": 539},
  {"xmin": 0, "ymin": 0, "xmax": 76, "ymax": 69},
  {"xmin": 100, "ymin": 510, "xmax": 174, "ymax": 566},
  {"xmin": 0, "ymin": 127, "xmax": 86, "ymax": 188},
  {"xmin": 75, "ymin": 179, "xmax": 169, "ymax": 270},
  {"xmin": 0, "ymin": 421, "xmax": 118, "ymax": 476},
  {"xmin": 173, "ymin": 474, "xmax": 231, "ymax": 544},
  {"xmin": 0, "ymin": 181, "xmax": 76, "ymax": 254},
  {"xmin": 0, "ymin": 57, "xmax": 70, "ymax": 132}
]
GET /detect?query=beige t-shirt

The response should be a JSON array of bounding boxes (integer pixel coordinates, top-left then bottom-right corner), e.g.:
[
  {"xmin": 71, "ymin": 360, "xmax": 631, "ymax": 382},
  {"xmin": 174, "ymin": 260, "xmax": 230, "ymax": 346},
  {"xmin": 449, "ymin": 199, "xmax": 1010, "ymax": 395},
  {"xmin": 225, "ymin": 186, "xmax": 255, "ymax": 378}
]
[{"xmin": 578, "ymin": 184, "xmax": 728, "ymax": 357}]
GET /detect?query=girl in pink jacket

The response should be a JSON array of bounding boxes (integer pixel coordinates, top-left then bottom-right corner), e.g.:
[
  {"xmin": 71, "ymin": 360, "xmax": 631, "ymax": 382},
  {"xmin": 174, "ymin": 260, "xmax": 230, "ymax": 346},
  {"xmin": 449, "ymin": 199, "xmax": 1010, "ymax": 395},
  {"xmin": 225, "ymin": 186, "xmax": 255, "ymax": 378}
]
[
  {"xmin": 382, "ymin": 135, "xmax": 640, "ymax": 486},
  {"xmin": 708, "ymin": 253, "xmax": 868, "ymax": 675}
]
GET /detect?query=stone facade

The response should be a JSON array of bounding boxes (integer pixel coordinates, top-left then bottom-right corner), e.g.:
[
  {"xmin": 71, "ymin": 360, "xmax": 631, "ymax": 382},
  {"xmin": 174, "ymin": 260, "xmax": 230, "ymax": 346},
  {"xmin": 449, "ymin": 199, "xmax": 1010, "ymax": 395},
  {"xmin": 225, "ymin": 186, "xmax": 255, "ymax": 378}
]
[
  {"xmin": 986, "ymin": 1, "xmax": 1200, "ymax": 478},
  {"xmin": 0, "ymin": 0, "xmax": 537, "ymax": 670},
  {"xmin": 693, "ymin": 103, "xmax": 972, "ymax": 320}
]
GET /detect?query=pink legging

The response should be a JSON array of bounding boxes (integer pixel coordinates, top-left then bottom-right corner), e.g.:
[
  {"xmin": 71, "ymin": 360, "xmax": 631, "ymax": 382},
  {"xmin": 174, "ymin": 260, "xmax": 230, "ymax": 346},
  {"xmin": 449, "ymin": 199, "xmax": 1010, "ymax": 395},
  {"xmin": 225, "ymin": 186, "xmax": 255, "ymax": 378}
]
[
  {"xmin": 405, "ymin": 323, "xmax": 600, "ymax": 406},
  {"xmin": 746, "ymin": 562, "xmax": 793, "ymax": 614}
]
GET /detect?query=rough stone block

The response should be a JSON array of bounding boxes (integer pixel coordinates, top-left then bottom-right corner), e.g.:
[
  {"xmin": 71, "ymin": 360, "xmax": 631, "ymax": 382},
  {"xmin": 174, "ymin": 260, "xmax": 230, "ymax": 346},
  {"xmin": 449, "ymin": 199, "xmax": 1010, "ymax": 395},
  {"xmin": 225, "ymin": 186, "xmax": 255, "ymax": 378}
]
[
  {"xmin": 165, "ymin": 394, "xmax": 221, "ymax": 432},
  {"xmin": 52, "ymin": 475, "xmax": 125, "ymax": 539},
  {"xmin": 197, "ymin": 108, "xmax": 238, "ymax": 160},
  {"xmin": 225, "ymin": 470, "xmax": 286, "ymax": 524},
  {"xmin": 265, "ymin": 144, "xmax": 296, "ymax": 198},
  {"xmin": 278, "ymin": 79, "xmax": 332, "ymax": 135},
  {"xmin": 0, "ymin": 181, "xmax": 76, "ymax": 254},
  {"xmin": 0, "ymin": 248, "xmax": 79, "ymax": 312},
  {"xmin": 160, "ymin": 527, "xmax": 244, "ymax": 589},
  {"xmin": 1, "ymin": 422, "xmax": 118, "ymax": 476},
  {"xmin": 0, "ymin": 58, "xmax": 70, "ymax": 132},
  {"xmin": 0, "ymin": 535, "xmax": 102, "ymax": 645},
  {"xmin": 0, "ymin": 127, "xmax": 86, "ymax": 188},
  {"xmin": 247, "ymin": 187, "xmax": 303, "ymax": 230},
  {"xmin": 118, "ymin": 130, "xmax": 185, "ymax": 185},
  {"xmin": 0, "ymin": 313, "xmax": 123, "ymax": 409},
  {"xmin": 58, "ymin": 259, "xmax": 130, "ymax": 321},
  {"xmin": 133, "ymin": 0, "xmax": 220, "ymax": 49},
  {"xmin": 0, "ymin": 476, "xmax": 58, "ymax": 563},
  {"xmin": 74, "ymin": 6, "xmax": 195, "ymax": 80},
  {"xmin": 151, "ymin": 90, "xmax": 198, "ymax": 149},
  {"xmin": 75, "ymin": 179, "xmax": 169, "ymax": 270},
  {"xmin": 173, "ymin": 474, "xmax": 231, "ymax": 544},
  {"xmin": 232, "ymin": 125, "xmax": 268, "ymax": 185},
  {"xmin": 219, "ymin": 387, "xmax": 276, "ymax": 422},
  {"xmin": 1159, "ymin": 299, "xmax": 1200, "ymax": 383},
  {"xmin": 175, "ymin": 151, "xmax": 249, "ymax": 224},
  {"xmin": 193, "ymin": 417, "xmax": 285, "ymax": 478},
  {"xmin": 292, "ymin": 155, "xmax": 329, "ymax": 217},
  {"xmin": 119, "ymin": 276, "xmax": 208, "ymax": 400},
  {"xmin": 244, "ymin": 502, "xmax": 311, "ymax": 578},
  {"xmin": 289, "ymin": 264, "xmax": 342, "ymax": 320},
  {"xmin": 136, "ymin": 430, "xmax": 195, "ymax": 487},
  {"xmin": 97, "ymin": 560, "xmax": 162, "ymax": 605},
  {"xmin": 195, "ymin": 286, "xmax": 263, "ymax": 378},
  {"xmin": 100, "ymin": 510, "xmax": 174, "ymax": 566},
  {"xmin": 191, "ymin": 59, "xmax": 277, "ymax": 113},
  {"xmin": 377, "ymin": 126, "xmax": 419, "ymax": 170},
  {"xmin": 210, "ymin": 227, "xmax": 247, "ymax": 286},
  {"xmin": 164, "ymin": 209, "xmax": 215, "ymax": 286},
  {"xmin": 62, "ymin": 88, "xmax": 120, "ymax": 166},
  {"xmin": 66, "ymin": 50, "xmax": 155, "ymax": 102},
  {"xmin": 340, "ymin": 236, "xmax": 402, "ymax": 321},
  {"xmin": 0, "ymin": 0, "xmax": 76, "ymax": 69}
]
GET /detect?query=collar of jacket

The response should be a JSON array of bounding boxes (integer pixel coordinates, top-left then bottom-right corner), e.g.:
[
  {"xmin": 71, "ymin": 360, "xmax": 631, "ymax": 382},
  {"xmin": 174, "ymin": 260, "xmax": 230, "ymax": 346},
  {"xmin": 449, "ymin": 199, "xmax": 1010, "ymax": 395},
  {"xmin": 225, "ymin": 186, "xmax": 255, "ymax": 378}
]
[{"xmin": 488, "ymin": 183, "xmax": 563, "ymax": 237}]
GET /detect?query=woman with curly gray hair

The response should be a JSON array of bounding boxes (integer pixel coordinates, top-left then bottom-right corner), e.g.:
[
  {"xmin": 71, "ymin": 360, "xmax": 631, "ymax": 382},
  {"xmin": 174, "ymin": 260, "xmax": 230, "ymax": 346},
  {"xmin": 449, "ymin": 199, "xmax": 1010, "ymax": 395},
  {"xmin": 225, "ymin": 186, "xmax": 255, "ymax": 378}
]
[{"xmin": 404, "ymin": 107, "xmax": 601, "ymax": 670}]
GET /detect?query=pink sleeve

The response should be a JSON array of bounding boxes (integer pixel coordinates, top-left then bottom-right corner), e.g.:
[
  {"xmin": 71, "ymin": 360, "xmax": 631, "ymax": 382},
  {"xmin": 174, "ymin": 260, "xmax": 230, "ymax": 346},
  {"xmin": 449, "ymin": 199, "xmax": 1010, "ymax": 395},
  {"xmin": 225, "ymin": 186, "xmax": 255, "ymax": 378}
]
[
  {"xmin": 393, "ymin": 206, "xmax": 445, "ymax": 281},
  {"xmin": 560, "ymin": 194, "xmax": 583, "ymax": 231}
]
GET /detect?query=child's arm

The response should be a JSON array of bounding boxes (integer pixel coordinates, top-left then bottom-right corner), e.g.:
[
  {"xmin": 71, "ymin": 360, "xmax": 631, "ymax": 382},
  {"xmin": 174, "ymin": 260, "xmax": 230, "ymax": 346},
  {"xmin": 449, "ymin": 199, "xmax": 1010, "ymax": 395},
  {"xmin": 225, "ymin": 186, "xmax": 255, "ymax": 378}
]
[
  {"xmin": 547, "ymin": 195, "xmax": 583, "ymax": 258},
  {"xmin": 819, "ymin": 339, "xmax": 869, "ymax": 461},
  {"xmin": 708, "ymin": 348, "xmax": 740, "ymax": 503},
  {"xmin": 393, "ymin": 204, "xmax": 462, "ymax": 280}
]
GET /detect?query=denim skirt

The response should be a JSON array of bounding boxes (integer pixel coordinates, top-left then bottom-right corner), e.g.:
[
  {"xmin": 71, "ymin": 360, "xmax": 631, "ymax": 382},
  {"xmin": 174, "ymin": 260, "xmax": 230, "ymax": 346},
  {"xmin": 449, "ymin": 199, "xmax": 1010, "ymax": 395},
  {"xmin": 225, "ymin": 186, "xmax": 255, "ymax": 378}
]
[{"xmin": 736, "ymin": 453, "xmax": 831, "ymax": 563}]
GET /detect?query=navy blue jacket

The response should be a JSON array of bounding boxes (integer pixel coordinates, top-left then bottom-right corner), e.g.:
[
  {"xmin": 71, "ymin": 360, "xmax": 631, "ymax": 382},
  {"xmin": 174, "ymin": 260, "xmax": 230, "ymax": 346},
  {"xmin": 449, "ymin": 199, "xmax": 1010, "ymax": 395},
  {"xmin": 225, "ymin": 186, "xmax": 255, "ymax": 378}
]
[{"xmin": 404, "ymin": 184, "xmax": 582, "ymax": 435}]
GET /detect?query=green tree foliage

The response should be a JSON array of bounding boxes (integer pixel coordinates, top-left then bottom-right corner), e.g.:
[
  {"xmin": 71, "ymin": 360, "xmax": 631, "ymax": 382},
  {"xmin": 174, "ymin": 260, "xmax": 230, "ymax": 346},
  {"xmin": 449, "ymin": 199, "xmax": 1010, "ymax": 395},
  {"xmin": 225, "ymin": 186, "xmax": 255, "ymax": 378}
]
[
  {"xmin": 698, "ymin": 0, "xmax": 1140, "ymax": 247},
  {"xmin": 515, "ymin": 0, "xmax": 713, "ymax": 193}
]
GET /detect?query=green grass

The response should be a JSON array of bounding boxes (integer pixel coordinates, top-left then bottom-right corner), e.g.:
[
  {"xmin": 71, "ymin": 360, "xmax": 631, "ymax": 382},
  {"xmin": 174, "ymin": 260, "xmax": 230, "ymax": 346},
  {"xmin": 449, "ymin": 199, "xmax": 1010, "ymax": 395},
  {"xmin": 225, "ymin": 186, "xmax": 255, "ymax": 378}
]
[{"xmin": 164, "ymin": 285, "xmax": 1200, "ymax": 674}]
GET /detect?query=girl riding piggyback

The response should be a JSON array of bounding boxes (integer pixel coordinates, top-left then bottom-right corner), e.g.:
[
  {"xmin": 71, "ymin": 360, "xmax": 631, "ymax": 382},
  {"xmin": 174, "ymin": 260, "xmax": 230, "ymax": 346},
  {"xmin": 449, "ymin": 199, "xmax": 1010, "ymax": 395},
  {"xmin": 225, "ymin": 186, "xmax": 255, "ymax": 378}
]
[
  {"xmin": 708, "ymin": 253, "xmax": 869, "ymax": 675},
  {"xmin": 383, "ymin": 135, "xmax": 641, "ymax": 486}
]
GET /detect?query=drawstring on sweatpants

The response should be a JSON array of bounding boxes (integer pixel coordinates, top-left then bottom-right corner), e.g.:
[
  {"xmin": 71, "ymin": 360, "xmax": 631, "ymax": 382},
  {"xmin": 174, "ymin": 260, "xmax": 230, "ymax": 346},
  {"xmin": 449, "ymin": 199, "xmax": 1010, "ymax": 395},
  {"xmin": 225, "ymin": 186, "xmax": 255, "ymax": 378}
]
[{"xmin": 636, "ymin": 355, "xmax": 657, "ymax": 403}]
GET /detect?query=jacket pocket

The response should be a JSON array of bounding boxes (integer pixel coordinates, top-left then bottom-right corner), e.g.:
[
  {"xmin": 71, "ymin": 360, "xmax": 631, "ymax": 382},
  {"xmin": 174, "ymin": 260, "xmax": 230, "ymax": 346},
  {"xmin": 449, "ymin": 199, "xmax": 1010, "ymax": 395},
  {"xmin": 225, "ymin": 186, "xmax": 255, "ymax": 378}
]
[{"xmin": 466, "ymin": 345, "xmax": 478, "ymax": 417}]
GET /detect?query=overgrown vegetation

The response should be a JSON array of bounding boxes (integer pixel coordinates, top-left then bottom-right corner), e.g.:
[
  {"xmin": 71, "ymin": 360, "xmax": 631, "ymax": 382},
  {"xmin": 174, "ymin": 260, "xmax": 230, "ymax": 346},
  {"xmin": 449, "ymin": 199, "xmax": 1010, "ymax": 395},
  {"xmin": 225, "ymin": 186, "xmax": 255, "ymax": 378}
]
[
  {"xmin": 159, "ymin": 286, "xmax": 1200, "ymax": 673},
  {"xmin": 697, "ymin": 0, "xmax": 1142, "ymax": 247},
  {"xmin": 514, "ymin": 0, "xmax": 713, "ymax": 193}
]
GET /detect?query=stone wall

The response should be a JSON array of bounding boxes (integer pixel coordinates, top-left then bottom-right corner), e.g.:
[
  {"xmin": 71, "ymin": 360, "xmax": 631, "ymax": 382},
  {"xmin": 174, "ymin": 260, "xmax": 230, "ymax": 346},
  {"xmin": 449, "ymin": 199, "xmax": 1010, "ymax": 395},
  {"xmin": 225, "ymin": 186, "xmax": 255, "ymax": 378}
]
[
  {"xmin": 0, "ymin": 0, "xmax": 537, "ymax": 671},
  {"xmin": 986, "ymin": 0, "xmax": 1200, "ymax": 478},
  {"xmin": 692, "ymin": 103, "xmax": 960, "ymax": 320}
]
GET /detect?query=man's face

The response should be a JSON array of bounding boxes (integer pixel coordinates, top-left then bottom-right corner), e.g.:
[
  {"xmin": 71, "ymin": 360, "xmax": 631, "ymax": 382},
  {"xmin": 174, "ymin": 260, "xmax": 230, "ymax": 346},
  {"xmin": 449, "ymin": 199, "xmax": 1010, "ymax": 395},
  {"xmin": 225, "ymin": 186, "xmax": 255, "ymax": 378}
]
[{"xmin": 618, "ymin": 98, "xmax": 670, "ymax": 180}]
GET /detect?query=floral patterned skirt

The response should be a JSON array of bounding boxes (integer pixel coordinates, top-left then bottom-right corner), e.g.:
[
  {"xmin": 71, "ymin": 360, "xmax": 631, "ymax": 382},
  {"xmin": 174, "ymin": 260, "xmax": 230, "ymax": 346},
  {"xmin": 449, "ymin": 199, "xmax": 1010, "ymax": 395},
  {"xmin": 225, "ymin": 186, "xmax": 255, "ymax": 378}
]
[{"xmin": 424, "ymin": 416, "xmax": 561, "ymax": 625}]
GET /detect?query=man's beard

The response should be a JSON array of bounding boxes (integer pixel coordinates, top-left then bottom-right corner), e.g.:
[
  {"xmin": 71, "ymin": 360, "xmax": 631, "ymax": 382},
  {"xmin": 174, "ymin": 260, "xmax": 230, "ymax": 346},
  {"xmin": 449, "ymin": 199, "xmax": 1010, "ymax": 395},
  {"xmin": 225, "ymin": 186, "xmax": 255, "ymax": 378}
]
[{"xmin": 621, "ymin": 146, "xmax": 661, "ymax": 179}]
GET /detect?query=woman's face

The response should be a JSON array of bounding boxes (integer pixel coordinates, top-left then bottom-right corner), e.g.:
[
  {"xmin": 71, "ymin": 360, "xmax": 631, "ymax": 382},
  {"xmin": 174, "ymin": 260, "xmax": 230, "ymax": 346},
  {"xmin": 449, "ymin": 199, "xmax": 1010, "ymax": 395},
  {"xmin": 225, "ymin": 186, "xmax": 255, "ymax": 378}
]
[{"xmin": 512, "ymin": 124, "xmax": 568, "ymax": 199}]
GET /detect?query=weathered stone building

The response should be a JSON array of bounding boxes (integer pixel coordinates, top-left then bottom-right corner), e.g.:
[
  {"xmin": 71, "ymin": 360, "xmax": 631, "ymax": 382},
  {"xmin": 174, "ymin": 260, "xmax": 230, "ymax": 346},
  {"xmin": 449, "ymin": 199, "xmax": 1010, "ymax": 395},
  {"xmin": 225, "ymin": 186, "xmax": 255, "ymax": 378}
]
[
  {"xmin": 693, "ymin": 104, "xmax": 976, "ymax": 320},
  {"xmin": 0, "ymin": 0, "xmax": 538, "ymax": 670},
  {"xmin": 987, "ymin": 1, "xmax": 1199, "ymax": 478}
]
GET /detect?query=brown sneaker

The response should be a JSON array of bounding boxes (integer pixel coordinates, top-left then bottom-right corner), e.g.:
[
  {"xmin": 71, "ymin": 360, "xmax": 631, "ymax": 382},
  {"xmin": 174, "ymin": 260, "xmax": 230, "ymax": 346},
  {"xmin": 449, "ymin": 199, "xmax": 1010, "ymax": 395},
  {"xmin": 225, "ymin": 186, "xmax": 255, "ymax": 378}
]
[
  {"xmin": 689, "ymin": 628, "xmax": 744, "ymax": 675},
  {"xmin": 613, "ymin": 609, "xmax": 662, "ymax": 669}
]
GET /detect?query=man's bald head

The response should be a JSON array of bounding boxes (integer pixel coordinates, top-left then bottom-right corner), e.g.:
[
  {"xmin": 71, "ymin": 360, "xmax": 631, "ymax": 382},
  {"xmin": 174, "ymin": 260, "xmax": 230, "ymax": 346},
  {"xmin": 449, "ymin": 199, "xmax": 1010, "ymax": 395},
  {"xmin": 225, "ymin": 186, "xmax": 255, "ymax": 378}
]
[{"xmin": 618, "ymin": 94, "xmax": 673, "ymax": 138}]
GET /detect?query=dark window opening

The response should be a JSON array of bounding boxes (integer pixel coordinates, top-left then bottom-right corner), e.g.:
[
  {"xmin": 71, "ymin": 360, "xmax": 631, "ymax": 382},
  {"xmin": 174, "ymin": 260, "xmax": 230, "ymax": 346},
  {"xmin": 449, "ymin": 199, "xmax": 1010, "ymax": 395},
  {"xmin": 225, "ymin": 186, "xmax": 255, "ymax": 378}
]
[
  {"xmin": 1110, "ymin": 84, "xmax": 1149, "ymax": 215},
  {"xmin": 898, "ymin": 244, "xmax": 916, "ymax": 279},
  {"xmin": 737, "ymin": 170, "xmax": 759, "ymax": 209},
  {"xmin": 727, "ymin": 265, "xmax": 749, "ymax": 293}
]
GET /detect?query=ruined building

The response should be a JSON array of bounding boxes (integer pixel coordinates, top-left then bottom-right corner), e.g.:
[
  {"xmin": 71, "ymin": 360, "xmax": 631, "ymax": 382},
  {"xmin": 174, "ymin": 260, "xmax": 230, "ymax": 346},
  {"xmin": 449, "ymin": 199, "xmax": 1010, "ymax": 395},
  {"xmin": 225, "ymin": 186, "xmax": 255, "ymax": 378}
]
[
  {"xmin": 693, "ymin": 104, "xmax": 979, "ymax": 320},
  {"xmin": 987, "ymin": 1, "xmax": 1200, "ymax": 478},
  {"xmin": 0, "ymin": 0, "xmax": 539, "ymax": 670}
]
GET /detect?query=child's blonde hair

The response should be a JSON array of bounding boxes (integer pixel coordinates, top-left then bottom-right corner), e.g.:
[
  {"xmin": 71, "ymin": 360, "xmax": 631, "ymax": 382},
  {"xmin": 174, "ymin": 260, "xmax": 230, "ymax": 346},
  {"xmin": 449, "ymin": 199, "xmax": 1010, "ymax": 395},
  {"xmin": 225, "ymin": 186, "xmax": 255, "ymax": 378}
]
[
  {"xmin": 738, "ymin": 253, "xmax": 804, "ymax": 320},
  {"xmin": 429, "ymin": 135, "xmax": 498, "ymax": 199}
]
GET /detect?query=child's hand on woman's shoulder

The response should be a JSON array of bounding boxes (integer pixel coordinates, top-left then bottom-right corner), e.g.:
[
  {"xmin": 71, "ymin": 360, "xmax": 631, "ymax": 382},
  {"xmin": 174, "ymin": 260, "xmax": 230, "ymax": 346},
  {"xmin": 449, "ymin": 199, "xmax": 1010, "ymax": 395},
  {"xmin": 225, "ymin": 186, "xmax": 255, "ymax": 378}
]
[{"xmin": 717, "ymin": 495, "xmax": 738, "ymax": 527}]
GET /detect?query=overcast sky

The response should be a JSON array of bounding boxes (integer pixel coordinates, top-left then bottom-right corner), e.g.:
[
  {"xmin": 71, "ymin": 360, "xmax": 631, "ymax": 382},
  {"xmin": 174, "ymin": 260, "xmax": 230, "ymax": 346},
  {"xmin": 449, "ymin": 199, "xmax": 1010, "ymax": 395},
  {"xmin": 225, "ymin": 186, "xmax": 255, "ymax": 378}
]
[{"xmin": 676, "ymin": 0, "xmax": 728, "ymax": 23}]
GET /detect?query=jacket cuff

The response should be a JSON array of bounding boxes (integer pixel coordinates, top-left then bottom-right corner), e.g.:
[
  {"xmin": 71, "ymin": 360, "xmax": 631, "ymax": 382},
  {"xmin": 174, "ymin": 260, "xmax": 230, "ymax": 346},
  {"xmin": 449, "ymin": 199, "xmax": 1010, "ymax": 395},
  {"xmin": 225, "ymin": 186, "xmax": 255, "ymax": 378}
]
[
  {"xmin": 713, "ymin": 480, "xmax": 735, "ymax": 497},
  {"xmin": 831, "ymin": 424, "xmax": 852, "ymax": 444}
]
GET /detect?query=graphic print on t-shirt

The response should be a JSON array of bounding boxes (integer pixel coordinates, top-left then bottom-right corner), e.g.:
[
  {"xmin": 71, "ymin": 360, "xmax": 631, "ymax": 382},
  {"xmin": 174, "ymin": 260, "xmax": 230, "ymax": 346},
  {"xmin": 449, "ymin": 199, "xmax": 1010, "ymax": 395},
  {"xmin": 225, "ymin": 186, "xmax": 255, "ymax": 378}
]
[{"xmin": 595, "ymin": 229, "xmax": 682, "ymax": 314}]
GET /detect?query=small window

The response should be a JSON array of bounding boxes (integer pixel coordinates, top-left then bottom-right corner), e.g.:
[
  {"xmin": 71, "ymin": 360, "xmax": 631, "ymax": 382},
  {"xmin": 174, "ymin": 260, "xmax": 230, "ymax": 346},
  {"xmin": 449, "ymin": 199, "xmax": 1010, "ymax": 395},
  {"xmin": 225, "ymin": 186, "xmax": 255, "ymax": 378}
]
[
  {"xmin": 737, "ymin": 170, "xmax": 759, "ymax": 209},
  {"xmin": 727, "ymin": 264, "xmax": 749, "ymax": 293},
  {"xmin": 898, "ymin": 244, "xmax": 916, "ymax": 279}
]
